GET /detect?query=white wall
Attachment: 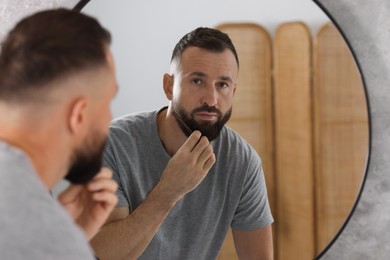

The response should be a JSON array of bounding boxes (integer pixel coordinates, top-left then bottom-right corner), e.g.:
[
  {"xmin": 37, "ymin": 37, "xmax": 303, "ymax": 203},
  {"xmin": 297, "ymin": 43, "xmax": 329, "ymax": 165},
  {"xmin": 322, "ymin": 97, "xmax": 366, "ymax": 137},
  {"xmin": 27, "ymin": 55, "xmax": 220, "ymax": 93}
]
[{"xmin": 83, "ymin": 0, "xmax": 330, "ymax": 118}]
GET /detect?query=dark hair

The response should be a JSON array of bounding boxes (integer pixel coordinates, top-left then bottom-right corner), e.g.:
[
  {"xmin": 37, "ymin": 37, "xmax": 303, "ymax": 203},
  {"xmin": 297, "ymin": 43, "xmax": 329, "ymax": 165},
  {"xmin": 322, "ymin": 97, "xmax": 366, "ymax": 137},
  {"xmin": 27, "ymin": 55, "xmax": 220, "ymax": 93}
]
[
  {"xmin": 0, "ymin": 8, "xmax": 111, "ymax": 102},
  {"xmin": 171, "ymin": 27, "xmax": 239, "ymax": 68}
]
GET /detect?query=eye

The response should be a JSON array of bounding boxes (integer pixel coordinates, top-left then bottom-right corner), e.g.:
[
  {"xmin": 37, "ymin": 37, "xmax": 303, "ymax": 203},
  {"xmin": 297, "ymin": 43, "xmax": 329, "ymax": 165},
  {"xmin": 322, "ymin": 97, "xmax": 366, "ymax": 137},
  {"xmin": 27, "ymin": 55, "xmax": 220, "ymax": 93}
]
[
  {"xmin": 191, "ymin": 79, "xmax": 203, "ymax": 86},
  {"xmin": 217, "ymin": 82, "xmax": 230, "ymax": 89}
]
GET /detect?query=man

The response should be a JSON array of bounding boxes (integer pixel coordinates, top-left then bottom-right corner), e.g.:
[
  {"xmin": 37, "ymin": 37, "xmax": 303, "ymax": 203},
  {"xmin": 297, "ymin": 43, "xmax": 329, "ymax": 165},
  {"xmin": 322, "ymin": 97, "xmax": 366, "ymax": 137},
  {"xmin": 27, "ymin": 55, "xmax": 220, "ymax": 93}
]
[
  {"xmin": 91, "ymin": 27, "xmax": 274, "ymax": 259},
  {"xmin": 0, "ymin": 9, "xmax": 118, "ymax": 259}
]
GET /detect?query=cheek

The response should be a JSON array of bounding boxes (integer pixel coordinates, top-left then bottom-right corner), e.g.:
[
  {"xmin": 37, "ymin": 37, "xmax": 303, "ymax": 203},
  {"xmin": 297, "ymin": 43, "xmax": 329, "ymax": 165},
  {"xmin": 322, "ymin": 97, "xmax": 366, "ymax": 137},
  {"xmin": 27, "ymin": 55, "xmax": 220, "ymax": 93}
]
[
  {"xmin": 218, "ymin": 93, "xmax": 234, "ymax": 112},
  {"xmin": 172, "ymin": 82, "xmax": 184, "ymax": 100},
  {"xmin": 96, "ymin": 117, "xmax": 110, "ymax": 141},
  {"xmin": 105, "ymin": 108, "xmax": 113, "ymax": 128},
  {"xmin": 219, "ymin": 89, "xmax": 234, "ymax": 101},
  {"xmin": 98, "ymin": 103, "xmax": 112, "ymax": 129},
  {"xmin": 172, "ymin": 85, "xmax": 187, "ymax": 104}
]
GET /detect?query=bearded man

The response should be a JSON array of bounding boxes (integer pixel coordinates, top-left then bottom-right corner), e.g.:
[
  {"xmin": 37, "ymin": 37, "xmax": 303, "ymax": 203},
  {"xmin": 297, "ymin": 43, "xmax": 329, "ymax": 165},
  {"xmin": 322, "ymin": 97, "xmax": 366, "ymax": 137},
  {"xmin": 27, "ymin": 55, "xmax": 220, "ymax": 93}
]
[
  {"xmin": 0, "ymin": 9, "xmax": 118, "ymax": 259},
  {"xmin": 91, "ymin": 27, "xmax": 274, "ymax": 260}
]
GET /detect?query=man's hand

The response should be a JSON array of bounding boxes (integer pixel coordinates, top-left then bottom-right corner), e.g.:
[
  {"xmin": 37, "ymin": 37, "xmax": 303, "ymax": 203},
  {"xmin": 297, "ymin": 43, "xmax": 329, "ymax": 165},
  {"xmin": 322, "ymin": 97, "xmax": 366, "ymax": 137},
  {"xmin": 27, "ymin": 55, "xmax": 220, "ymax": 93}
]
[
  {"xmin": 58, "ymin": 168, "xmax": 118, "ymax": 240},
  {"xmin": 157, "ymin": 130, "xmax": 216, "ymax": 203},
  {"xmin": 89, "ymin": 132, "xmax": 215, "ymax": 260}
]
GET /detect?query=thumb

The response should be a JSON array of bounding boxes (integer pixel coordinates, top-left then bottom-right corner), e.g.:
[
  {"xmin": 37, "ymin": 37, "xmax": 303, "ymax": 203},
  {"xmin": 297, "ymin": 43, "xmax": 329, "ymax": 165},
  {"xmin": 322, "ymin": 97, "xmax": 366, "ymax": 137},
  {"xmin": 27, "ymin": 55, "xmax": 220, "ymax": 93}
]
[{"xmin": 57, "ymin": 184, "xmax": 84, "ymax": 204}]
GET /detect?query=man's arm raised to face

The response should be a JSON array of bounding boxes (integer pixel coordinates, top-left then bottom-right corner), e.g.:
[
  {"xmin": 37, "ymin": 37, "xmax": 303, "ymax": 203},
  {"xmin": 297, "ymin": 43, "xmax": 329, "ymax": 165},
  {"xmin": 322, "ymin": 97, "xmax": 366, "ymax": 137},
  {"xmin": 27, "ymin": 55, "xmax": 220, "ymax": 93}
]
[
  {"xmin": 58, "ymin": 168, "xmax": 118, "ymax": 241},
  {"xmin": 90, "ymin": 131, "xmax": 216, "ymax": 260}
]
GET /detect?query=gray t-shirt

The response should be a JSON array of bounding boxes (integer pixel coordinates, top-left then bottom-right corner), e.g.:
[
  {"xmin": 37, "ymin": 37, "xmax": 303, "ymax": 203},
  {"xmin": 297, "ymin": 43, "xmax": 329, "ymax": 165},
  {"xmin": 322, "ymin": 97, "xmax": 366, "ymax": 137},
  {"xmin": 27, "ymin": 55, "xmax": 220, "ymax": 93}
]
[
  {"xmin": 104, "ymin": 109, "xmax": 273, "ymax": 259},
  {"xmin": 0, "ymin": 141, "xmax": 95, "ymax": 260}
]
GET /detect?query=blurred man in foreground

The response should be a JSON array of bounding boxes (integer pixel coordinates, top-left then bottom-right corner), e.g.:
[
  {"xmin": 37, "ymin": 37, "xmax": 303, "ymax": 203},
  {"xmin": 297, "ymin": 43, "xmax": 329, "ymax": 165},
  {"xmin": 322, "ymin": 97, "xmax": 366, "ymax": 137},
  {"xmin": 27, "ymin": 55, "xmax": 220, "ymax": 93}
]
[{"xmin": 0, "ymin": 8, "xmax": 118, "ymax": 259}]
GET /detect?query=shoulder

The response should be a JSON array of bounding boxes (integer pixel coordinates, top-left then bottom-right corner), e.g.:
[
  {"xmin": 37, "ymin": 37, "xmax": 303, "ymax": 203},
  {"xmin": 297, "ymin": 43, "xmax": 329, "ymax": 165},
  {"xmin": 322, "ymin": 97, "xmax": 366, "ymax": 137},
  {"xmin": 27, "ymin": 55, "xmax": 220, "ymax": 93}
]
[
  {"xmin": 218, "ymin": 126, "xmax": 258, "ymax": 156},
  {"xmin": 214, "ymin": 126, "xmax": 262, "ymax": 167},
  {"xmin": 110, "ymin": 110, "xmax": 157, "ymax": 132},
  {"xmin": 108, "ymin": 110, "xmax": 158, "ymax": 140},
  {"xmin": 0, "ymin": 173, "xmax": 93, "ymax": 258}
]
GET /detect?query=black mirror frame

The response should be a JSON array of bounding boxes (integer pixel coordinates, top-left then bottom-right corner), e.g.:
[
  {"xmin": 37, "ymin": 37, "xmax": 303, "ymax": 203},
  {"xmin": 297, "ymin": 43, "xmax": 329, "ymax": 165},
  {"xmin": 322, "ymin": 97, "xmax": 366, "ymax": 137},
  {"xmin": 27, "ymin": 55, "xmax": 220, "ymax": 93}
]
[{"xmin": 313, "ymin": 0, "xmax": 371, "ymax": 258}]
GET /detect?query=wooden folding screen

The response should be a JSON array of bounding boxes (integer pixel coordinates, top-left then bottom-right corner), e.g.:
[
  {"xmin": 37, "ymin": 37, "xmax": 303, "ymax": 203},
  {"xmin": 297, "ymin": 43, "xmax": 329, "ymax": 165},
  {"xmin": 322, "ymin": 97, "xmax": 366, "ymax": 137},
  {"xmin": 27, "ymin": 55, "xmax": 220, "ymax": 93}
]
[
  {"xmin": 216, "ymin": 21, "xmax": 368, "ymax": 260},
  {"xmin": 215, "ymin": 23, "xmax": 274, "ymax": 260},
  {"xmin": 273, "ymin": 22, "xmax": 315, "ymax": 260},
  {"xmin": 313, "ymin": 23, "xmax": 368, "ymax": 254}
]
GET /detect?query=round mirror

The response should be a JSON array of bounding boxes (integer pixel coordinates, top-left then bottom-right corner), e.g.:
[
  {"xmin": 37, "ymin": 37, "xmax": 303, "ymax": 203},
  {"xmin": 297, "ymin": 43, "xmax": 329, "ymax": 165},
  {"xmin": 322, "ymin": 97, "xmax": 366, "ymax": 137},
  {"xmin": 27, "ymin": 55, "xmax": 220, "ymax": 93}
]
[{"xmin": 79, "ymin": 0, "xmax": 370, "ymax": 259}]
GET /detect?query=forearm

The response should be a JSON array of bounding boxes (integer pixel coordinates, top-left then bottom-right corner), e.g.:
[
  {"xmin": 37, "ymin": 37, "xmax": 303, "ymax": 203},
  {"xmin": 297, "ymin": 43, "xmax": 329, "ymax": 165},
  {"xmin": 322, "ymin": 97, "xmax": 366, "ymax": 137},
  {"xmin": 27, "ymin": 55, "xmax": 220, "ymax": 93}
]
[
  {"xmin": 91, "ymin": 131, "xmax": 215, "ymax": 259},
  {"xmin": 233, "ymin": 225, "xmax": 274, "ymax": 260},
  {"xmin": 90, "ymin": 184, "xmax": 180, "ymax": 260}
]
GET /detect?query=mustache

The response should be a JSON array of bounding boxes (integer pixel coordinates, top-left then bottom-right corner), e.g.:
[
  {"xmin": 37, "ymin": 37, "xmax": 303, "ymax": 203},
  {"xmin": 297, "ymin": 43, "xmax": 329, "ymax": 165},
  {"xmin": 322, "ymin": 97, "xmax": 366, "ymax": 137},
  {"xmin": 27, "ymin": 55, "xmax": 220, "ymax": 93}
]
[{"xmin": 192, "ymin": 105, "xmax": 222, "ymax": 116}]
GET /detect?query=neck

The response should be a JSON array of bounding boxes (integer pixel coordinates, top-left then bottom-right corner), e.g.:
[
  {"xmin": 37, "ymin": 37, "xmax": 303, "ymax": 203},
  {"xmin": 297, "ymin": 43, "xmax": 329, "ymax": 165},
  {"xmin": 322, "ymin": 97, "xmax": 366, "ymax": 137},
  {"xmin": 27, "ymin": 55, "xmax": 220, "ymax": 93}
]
[
  {"xmin": 157, "ymin": 106, "xmax": 189, "ymax": 157},
  {"xmin": 0, "ymin": 108, "xmax": 68, "ymax": 189}
]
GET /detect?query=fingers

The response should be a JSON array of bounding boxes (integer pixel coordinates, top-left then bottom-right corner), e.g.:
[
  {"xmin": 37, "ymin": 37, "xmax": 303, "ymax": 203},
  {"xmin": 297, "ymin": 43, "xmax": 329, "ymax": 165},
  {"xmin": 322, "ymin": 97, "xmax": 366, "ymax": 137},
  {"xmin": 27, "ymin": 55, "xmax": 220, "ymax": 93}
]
[
  {"xmin": 158, "ymin": 130, "xmax": 216, "ymax": 201},
  {"xmin": 180, "ymin": 131, "xmax": 202, "ymax": 152},
  {"xmin": 58, "ymin": 184, "xmax": 83, "ymax": 204},
  {"xmin": 59, "ymin": 168, "xmax": 116, "ymax": 204},
  {"xmin": 91, "ymin": 190, "xmax": 118, "ymax": 209},
  {"xmin": 87, "ymin": 168, "xmax": 117, "ymax": 195},
  {"xmin": 87, "ymin": 179, "xmax": 118, "ymax": 195},
  {"xmin": 203, "ymin": 153, "xmax": 216, "ymax": 171},
  {"xmin": 89, "ymin": 167, "xmax": 113, "ymax": 180},
  {"xmin": 86, "ymin": 168, "xmax": 118, "ymax": 207},
  {"xmin": 87, "ymin": 168, "xmax": 116, "ymax": 191},
  {"xmin": 190, "ymin": 135, "xmax": 208, "ymax": 152},
  {"xmin": 191, "ymin": 136, "xmax": 212, "ymax": 159},
  {"xmin": 179, "ymin": 131, "xmax": 213, "ymax": 157},
  {"xmin": 185, "ymin": 133, "xmax": 215, "ymax": 168}
]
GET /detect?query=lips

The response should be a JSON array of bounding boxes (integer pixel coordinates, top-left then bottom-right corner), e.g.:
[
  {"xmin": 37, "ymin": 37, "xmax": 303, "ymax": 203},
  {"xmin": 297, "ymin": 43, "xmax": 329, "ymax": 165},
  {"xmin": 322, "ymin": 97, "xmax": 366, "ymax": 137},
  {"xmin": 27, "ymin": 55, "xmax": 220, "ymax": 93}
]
[{"xmin": 195, "ymin": 112, "xmax": 218, "ymax": 121}]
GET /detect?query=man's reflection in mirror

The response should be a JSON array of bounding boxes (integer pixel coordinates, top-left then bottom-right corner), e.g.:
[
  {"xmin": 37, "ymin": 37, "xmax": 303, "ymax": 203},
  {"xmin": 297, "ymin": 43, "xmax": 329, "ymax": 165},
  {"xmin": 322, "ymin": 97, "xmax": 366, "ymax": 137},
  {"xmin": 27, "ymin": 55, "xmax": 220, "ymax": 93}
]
[{"xmin": 91, "ymin": 27, "xmax": 274, "ymax": 260}]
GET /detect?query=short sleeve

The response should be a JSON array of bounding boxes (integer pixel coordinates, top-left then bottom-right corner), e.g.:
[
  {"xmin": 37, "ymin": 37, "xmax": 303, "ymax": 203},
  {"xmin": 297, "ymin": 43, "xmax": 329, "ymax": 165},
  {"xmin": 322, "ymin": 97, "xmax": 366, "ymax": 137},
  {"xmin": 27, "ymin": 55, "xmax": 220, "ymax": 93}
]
[
  {"xmin": 231, "ymin": 153, "xmax": 274, "ymax": 230},
  {"xmin": 103, "ymin": 131, "xmax": 130, "ymax": 209}
]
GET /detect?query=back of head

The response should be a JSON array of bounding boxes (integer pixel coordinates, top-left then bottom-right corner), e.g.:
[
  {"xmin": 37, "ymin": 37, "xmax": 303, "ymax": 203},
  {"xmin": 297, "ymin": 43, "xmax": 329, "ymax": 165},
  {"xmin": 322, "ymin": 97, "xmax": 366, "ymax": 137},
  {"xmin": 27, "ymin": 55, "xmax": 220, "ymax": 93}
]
[
  {"xmin": 0, "ymin": 8, "xmax": 111, "ymax": 103},
  {"xmin": 171, "ymin": 27, "xmax": 239, "ymax": 68}
]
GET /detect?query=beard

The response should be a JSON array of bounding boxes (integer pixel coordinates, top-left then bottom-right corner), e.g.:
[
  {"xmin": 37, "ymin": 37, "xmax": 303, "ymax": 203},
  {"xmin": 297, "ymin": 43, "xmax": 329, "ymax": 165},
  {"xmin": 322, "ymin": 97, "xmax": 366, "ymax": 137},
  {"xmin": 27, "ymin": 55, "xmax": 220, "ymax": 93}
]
[
  {"xmin": 173, "ymin": 103, "xmax": 232, "ymax": 141},
  {"xmin": 65, "ymin": 131, "xmax": 107, "ymax": 185}
]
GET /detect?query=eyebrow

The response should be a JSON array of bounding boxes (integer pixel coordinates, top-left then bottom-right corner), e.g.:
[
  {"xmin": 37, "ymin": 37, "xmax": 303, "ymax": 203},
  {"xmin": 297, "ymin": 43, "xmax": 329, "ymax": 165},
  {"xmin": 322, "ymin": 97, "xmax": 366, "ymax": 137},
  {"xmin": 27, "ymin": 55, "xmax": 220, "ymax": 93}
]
[
  {"xmin": 219, "ymin": 76, "xmax": 234, "ymax": 84},
  {"xmin": 187, "ymin": 71, "xmax": 234, "ymax": 83},
  {"xmin": 188, "ymin": 71, "xmax": 207, "ymax": 78}
]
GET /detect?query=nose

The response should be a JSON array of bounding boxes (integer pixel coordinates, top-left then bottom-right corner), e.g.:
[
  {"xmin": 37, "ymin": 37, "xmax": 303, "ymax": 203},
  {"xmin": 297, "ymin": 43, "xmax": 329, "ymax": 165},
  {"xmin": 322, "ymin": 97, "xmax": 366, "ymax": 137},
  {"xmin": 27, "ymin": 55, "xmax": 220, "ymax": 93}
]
[{"xmin": 200, "ymin": 85, "xmax": 217, "ymax": 107}]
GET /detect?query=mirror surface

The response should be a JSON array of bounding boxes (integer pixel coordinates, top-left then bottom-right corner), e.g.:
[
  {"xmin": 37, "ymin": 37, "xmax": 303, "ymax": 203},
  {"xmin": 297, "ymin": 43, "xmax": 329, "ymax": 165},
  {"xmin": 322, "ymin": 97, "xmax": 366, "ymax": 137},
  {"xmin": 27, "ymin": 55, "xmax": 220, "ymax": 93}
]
[
  {"xmin": 81, "ymin": 0, "xmax": 369, "ymax": 259},
  {"xmin": 0, "ymin": 0, "xmax": 78, "ymax": 42}
]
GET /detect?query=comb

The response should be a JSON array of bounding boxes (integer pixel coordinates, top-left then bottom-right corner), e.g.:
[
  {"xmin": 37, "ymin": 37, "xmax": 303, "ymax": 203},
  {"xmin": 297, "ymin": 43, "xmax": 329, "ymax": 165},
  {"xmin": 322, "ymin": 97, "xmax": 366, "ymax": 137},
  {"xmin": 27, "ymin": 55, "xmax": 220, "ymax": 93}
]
[{"xmin": 172, "ymin": 110, "xmax": 193, "ymax": 136}]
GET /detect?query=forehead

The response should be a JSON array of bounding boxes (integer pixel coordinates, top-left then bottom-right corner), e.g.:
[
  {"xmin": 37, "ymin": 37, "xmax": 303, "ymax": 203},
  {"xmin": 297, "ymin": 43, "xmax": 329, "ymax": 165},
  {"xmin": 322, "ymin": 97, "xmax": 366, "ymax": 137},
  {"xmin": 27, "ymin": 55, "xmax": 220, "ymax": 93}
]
[{"xmin": 176, "ymin": 46, "xmax": 238, "ymax": 79}]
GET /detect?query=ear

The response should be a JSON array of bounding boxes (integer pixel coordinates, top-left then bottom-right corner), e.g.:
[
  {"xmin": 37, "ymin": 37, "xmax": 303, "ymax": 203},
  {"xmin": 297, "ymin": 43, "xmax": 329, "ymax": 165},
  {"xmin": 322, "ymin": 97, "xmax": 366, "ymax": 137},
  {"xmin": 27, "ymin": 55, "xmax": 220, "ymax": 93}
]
[
  {"xmin": 233, "ymin": 85, "xmax": 237, "ymax": 96},
  {"xmin": 68, "ymin": 97, "xmax": 88, "ymax": 136},
  {"xmin": 163, "ymin": 73, "xmax": 174, "ymax": 101}
]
